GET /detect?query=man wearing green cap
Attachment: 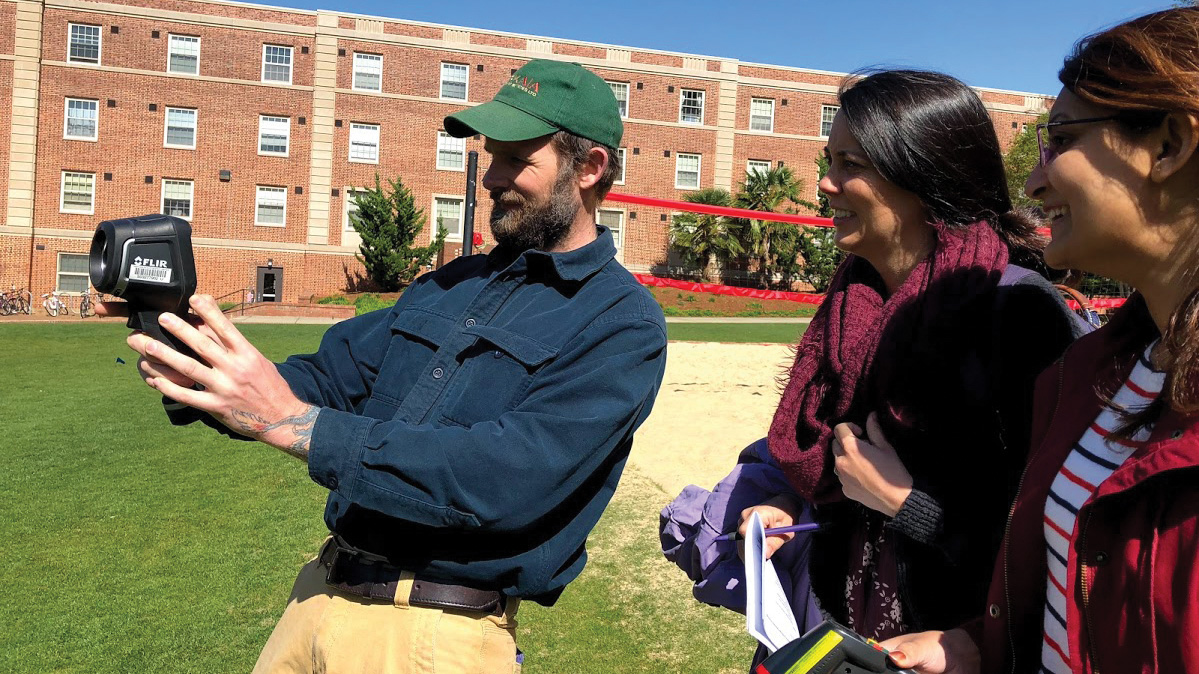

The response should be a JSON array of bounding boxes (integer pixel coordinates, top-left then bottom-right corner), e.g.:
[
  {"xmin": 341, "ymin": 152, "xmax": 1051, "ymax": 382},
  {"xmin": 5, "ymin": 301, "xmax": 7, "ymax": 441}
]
[{"xmin": 111, "ymin": 59, "xmax": 666, "ymax": 673}]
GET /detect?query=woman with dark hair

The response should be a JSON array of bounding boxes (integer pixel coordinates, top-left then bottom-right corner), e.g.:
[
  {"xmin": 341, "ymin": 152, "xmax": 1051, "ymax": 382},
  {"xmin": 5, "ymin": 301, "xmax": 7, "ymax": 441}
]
[
  {"xmin": 661, "ymin": 69, "xmax": 1083, "ymax": 662},
  {"xmin": 880, "ymin": 8, "xmax": 1199, "ymax": 674}
]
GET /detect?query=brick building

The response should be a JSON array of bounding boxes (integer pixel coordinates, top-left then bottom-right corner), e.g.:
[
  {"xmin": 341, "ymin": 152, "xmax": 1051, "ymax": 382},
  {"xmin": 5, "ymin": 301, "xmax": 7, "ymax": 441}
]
[{"xmin": 0, "ymin": 0, "xmax": 1051, "ymax": 303}]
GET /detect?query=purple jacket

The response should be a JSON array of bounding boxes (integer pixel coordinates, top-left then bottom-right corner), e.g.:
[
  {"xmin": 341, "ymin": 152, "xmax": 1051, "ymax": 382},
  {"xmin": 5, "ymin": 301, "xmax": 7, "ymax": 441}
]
[{"xmin": 659, "ymin": 438, "xmax": 824, "ymax": 630}]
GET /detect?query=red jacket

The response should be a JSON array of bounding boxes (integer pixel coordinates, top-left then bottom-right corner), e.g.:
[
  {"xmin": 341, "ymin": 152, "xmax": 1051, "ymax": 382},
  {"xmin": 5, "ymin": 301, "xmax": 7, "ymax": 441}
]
[{"xmin": 971, "ymin": 296, "xmax": 1199, "ymax": 674}]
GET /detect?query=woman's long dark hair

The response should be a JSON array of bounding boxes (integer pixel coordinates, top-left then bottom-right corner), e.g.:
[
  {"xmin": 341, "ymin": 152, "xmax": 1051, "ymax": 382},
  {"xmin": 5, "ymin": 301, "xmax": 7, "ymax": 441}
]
[
  {"xmin": 1061, "ymin": 8, "xmax": 1199, "ymax": 433},
  {"xmin": 837, "ymin": 69, "xmax": 1045, "ymax": 269}
]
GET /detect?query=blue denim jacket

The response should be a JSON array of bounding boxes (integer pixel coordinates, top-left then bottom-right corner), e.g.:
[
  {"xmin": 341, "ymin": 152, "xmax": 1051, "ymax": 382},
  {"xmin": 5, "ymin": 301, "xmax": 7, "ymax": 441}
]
[{"xmin": 274, "ymin": 227, "xmax": 666, "ymax": 604}]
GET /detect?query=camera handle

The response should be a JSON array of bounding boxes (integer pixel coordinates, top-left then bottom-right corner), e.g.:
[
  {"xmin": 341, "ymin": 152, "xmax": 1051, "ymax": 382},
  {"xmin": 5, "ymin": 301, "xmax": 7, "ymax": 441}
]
[{"xmin": 128, "ymin": 308, "xmax": 202, "ymax": 363}]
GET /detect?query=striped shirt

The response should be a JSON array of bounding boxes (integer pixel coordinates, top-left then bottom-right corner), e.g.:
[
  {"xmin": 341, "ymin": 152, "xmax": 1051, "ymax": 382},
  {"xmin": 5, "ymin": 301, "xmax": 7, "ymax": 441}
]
[
  {"xmin": 1040, "ymin": 340, "xmax": 1160, "ymax": 671},
  {"xmin": 1040, "ymin": 342, "xmax": 1164, "ymax": 674}
]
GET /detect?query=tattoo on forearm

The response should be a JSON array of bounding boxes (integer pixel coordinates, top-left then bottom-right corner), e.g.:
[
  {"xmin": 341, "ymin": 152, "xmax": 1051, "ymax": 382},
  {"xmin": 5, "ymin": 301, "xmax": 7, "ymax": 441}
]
[{"xmin": 229, "ymin": 405, "xmax": 319, "ymax": 461}]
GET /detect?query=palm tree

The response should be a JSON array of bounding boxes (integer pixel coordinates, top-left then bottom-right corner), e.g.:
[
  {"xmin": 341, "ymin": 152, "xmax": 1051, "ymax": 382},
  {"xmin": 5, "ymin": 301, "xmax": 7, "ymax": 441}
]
[
  {"xmin": 734, "ymin": 166, "xmax": 814, "ymax": 287},
  {"xmin": 669, "ymin": 188, "xmax": 744, "ymax": 283}
]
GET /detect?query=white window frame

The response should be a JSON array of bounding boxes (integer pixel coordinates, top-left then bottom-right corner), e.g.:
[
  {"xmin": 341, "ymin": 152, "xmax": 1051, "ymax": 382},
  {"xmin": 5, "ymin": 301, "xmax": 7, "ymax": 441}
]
[
  {"xmin": 67, "ymin": 23, "xmax": 101, "ymax": 64},
  {"xmin": 167, "ymin": 34, "xmax": 200, "ymax": 75},
  {"xmin": 747, "ymin": 159, "xmax": 771, "ymax": 176},
  {"xmin": 258, "ymin": 115, "xmax": 290, "ymax": 157},
  {"xmin": 432, "ymin": 195, "xmax": 464, "ymax": 241},
  {"xmin": 675, "ymin": 153, "xmax": 701, "ymax": 189},
  {"xmin": 614, "ymin": 147, "xmax": 626, "ymax": 185},
  {"xmin": 255, "ymin": 185, "xmax": 287, "ymax": 227},
  {"xmin": 750, "ymin": 98, "xmax": 774, "ymax": 132},
  {"xmin": 596, "ymin": 208, "xmax": 624, "ymax": 251},
  {"xmin": 436, "ymin": 131, "xmax": 465, "ymax": 171},
  {"xmin": 348, "ymin": 122, "xmax": 380, "ymax": 164},
  {"xmin": 57, "ymin": 252, "xmax": 91, "ymax": 294},
  {"xmin": 59, "ymin": 171, "xmax": 95, "ymax": 214},
  {"xmin": 440, "ymin": 62, "xmax": 469, "ymax": 101},
  {"xmin": 344, "ymin": 188, "xmax": 368, "ymax": 233},
  {"xmin": 63, "ymin": 98, "xmax": 98, "ymax": 141},
  {"xmin": 161, "ymin": 179, "xmax": 194, "ymax": 221},
  {"xmin": 607, "ymin": 81, "xmax": 629, "ymax": 119},
  {"xmin": 261, "ymin": 44, "xmax": 293, "ymax": 84},
  {"xmin": 679, "ymin": 89, "xmax": 705, "ymax": 125},
  {"xmin": 820, "ymin": 105, "xmax": 839, "ymax": 138},
  {"xmin": 163, "ymin": 107, "xmax": 197, "ymax": 149},
  {"xmin": 352, "ymin": 52, "xmax": 383, "ymax": 92}
]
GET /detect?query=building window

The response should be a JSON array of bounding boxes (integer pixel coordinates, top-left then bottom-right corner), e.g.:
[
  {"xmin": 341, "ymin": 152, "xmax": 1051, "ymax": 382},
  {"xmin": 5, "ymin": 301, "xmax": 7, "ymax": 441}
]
[
  {"xmin": 353, "ymin": 52, "xmax": 382, "ymax": 92},
  {"xmin": 349, "ymin": 123, "xmax": 380, "ymax": 163},
  {"xmin": 256, "ymin": 186, "xmax": 287, "ymax": 227},
  {"xmin": 440, "ymin": 63, "xmax": 468, "ymax": 100},
  {"xmin": 262, "ymin": 45, "xmax": 293, "ymax": 84},
  {"xmin": 750, "ymin": 98, "xmax": 774, "ymax": 132},
  {"xmin": 614, "ymin": 148, "xmax": 626, "ymax": 185},
  {"xmin": 60, "ymin": 171, "xmax": 95, "ymax": 214},
  {"xmin": 161, "ymin": 179, "xmax": 194, "ymax": 220},
  {"xmin": 57, "ymin": 253, "xmax": 90, "ymax": 293},
  {"xmin": 596, "ymin": 209, "xmax": 623, "ymax": 249},
  {"xmin": 675, "ymin": 153, "xmax": 700, "ymax": 189},
  {"xmin": 258, "ymin": 115, "xmax": 290, "ymax": 156},
  {"xmin": 164, "ymin": 107, "xmax": 197, "ymax": 149},
  {"xmin": 747, "ymin": 159, "xmax": 771, "ymax": 176},
  {"xmin": 344, "ymin": 189, "xmax": 367, "ymax": 232},
  {"xmin": 820, "ymin": 105, "xmax": 839, "ymax": 137},
  {"xmin": 433, "ymin": 196, "xmax": 464, "ymax": 240},
  {"xmin": 167, "ymin": 34, "xmax": 200, "ymax": 75},
  {"xmin": 64, "ymin": 98, "xmax": 98, "ymax": 140},
  {"xmin": 680, "ymin": 89, "xmax": 705, "ymax": 124},
  {"xmin": 68, "ymin": 23, "xmax": 101, "ymax": 64},
  {"xmin": 607, "ymin": 81, "xmax": 629, "ymax": 118},
  {"xmin": 436, "ymin": 131, "xmax": 465, "ymax": 171}
]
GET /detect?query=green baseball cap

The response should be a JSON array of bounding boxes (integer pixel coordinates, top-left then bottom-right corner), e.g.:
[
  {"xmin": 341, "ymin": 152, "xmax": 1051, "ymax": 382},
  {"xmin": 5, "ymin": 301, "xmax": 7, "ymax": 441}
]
[{"xmin": 444, "ymin": 59, "xmax": 623, "ymax": 149}]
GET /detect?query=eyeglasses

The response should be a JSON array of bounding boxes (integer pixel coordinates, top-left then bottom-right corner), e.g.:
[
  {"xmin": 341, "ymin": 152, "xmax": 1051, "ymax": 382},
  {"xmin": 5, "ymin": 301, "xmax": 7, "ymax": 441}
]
[{"xmin": 1035, "ymin": 116, "xmax": 1122, "ymax": 167}]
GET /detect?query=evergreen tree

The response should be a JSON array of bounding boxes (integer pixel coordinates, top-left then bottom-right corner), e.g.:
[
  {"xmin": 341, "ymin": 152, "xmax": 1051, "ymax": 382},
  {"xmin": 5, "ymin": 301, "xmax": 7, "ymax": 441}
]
[
  {"xmin": 1003, "ymin": 113, "xmax": 1048, "ymax": 210},
  {"xmin": 350, "ymin": 175, "xmax": 447, "ymax": 292},
  {"xmin": 794, "ymin": 155, "xmax": 844, "ymax": 292}
]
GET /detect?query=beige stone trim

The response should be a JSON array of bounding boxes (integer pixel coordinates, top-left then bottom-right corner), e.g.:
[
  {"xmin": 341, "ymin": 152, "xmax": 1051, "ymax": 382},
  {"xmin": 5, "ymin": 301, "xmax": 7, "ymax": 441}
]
[
  {"xmin": 355, "ymin": 18, "xmax": 383, "ymax": 34},
  {"xmin": 47, "ymin": 0, "xmax": 316, "ymax": 36},
  {"xmin": 733, "ymin": 129, "xmax": 829, "ymax": 142},
  {"xmin": 527, "ymin": 38, "xmax": 551, "ymax": 54},
  {"xmin": 712, "ymin": 80, "xmax": 739, "ymax": 191},
  {"xmin": 42, "ymin": 60, "xmax": 316, "ymax": 92},
  {"xmin": 24, "ymin": 226, "xmax": 360, "ymax": 253},
  {"xmin": 6, "ymin": 2, "xmax": 42, "ymax": 231},
  {"xmin": 683, "ymin": 57, "xmax": 707, "ymax": 72},
  {"xmin": 607, "ymin": 48, "xmax": 630, "ymax": 63},
  {"xmin": 304, "ymin": 11, "xmax": 339, "ymax": 247},
  {"xmin": 443, "ymin": 28, "xmax": 469, "ymax": 44}
]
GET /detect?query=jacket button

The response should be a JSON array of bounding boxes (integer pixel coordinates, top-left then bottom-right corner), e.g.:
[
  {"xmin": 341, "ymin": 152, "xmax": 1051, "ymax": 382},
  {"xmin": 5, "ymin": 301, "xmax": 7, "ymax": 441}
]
[
  {"xmin": 465, "ymin": 318, "xmax": 476, "ymax": 327},
  {"xmin": 988, "ymin": 603, "xmax": 1001, "ymax": 618},
  {"xmin": 432, "ymin": 367, "xmax": 444, "ymax": 379},
  {"xmin": 1094, "ymin": 551, "xmax": 1109, "ymax": 565},
  {"xmin": 328, "ymin": 477, "xmax": 338, "ymax": 490}
]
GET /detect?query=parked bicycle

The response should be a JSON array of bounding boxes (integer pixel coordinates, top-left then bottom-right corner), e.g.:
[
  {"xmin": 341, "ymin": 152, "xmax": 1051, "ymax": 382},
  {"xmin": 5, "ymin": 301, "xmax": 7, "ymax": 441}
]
[
  {"xmin": 41, "ymin": 291, "xmax": 70, "ymax": 317},
  {"xmin": 78, "ymin": 289, "xmax": 101, "ymax": 318},
  {"xmin": 1, "ymin": 286, "xmax": 32, "ymax": 315}
]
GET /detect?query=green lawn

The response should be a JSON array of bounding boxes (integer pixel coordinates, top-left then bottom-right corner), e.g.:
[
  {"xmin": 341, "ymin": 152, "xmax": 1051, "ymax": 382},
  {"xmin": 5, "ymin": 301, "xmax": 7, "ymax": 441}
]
[
  {"xmin": 667, "ymin": 322, "xmax": 807, "ymax": 344},
  {"xmin": 0, "ymin": 323, "xmax": 757, "ymax": 673}
]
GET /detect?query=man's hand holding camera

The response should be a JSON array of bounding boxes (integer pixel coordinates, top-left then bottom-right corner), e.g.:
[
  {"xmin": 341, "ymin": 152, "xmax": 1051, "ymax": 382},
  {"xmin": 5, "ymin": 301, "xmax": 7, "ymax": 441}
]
[{"xmin": 98, "ymin": 294, "xmax": 318, "ymax": 460}]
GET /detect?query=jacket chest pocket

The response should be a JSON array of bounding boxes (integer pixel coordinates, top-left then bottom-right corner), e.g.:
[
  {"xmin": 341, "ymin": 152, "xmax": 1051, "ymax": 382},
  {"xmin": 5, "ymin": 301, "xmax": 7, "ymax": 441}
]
[
  {"xmin": 361, "ymin": 309, "xmax": 456, "ymax": 420},
  {"xmin": 439, "ymin": 324, "xmax": 558, "ymax": 428}
]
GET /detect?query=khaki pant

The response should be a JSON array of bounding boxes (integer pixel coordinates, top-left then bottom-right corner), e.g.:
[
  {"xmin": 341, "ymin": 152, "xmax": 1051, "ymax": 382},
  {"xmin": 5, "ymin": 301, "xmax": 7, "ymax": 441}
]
[{"xmin": 252, "ymin": 549, "xmax": 521, "ymax": 674}]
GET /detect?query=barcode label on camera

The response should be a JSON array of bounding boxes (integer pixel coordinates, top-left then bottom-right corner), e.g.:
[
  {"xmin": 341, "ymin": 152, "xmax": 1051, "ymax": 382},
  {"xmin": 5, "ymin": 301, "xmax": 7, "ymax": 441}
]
[{"xmin": 129, "ymin": 265, "xmax": 172, "ymax": 284}]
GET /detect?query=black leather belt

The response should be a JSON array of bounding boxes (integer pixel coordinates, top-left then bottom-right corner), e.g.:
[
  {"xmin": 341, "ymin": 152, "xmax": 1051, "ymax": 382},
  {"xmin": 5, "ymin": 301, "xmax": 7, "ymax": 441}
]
[{"xmin": 321, "ymin": 538, "xmax": 507, "ymax": 616}]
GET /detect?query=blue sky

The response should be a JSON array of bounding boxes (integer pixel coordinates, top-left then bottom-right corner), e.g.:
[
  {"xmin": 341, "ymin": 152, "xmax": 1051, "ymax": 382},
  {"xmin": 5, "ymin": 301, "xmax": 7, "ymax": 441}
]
[{"xmin": 251, "ymin": 0, "xmax": 1174, "ymax": 95}]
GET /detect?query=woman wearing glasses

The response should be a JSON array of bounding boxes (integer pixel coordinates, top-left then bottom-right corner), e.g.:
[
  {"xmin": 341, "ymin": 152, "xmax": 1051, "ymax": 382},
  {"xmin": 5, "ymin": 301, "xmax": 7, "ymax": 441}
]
[
  {"xmin": 881, "ymin": 8, "xmax": 1199, "ymax": 674},
  {"xmin": 661, "ymin": 69, "xmax": 1085, "ymax": 666}
]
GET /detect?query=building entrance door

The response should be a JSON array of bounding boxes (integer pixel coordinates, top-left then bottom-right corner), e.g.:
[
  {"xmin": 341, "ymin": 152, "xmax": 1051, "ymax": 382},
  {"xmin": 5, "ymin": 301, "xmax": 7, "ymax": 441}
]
[{"xmin": 256, "ymin": 266, "xmax": 282, "ymax": 302}]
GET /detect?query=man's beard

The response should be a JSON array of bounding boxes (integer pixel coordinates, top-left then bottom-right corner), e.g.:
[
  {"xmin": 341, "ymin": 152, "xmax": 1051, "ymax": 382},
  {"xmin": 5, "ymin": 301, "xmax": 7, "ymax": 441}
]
[{"xmin": 488, "ymin": 169, "xmax": 580, "ymax": 252}]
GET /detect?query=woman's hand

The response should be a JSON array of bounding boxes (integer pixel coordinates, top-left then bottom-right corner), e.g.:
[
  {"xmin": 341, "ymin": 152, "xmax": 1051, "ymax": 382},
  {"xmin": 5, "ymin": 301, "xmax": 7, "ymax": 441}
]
[
  {"xmin": 878, "ymin": 628, "xmax": 981, "ymax": 674},
  {"xmin": 738, "ymin": 492, "xmax": 804, "ymax": 560},
  {"xmin": 831, "ymin": 412, "xmax": 913, "ymax": 517}
]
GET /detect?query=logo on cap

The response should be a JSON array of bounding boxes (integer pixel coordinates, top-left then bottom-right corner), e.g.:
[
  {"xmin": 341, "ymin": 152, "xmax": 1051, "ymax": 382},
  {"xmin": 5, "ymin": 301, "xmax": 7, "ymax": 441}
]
[{"xmin": 505, "ymin": 74, "xmax": 540, "ymax": 97}]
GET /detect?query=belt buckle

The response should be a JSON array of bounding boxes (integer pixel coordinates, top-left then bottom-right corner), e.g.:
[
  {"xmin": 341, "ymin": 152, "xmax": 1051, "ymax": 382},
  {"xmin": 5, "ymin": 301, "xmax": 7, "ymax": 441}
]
[{"xmin": 325, "ymin": 542, "xmax": 362, "ymax": 585}]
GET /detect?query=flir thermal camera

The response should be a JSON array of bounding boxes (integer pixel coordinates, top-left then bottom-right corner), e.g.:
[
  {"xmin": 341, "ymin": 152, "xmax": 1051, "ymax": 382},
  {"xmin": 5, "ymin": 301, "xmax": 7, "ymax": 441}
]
[
  {"xmin": 756, "ymin": 621, "xmax": 916, "ymax": 674},
  {"xmin": 90, "ymin": 214, "xmax": 197, "ymax": 353}
]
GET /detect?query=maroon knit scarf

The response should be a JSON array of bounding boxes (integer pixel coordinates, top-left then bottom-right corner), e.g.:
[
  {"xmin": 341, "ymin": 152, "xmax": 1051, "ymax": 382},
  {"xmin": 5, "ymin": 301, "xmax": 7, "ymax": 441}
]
[{"xmin": 767, "ymin": 221, "xmax": 1009, "ymax": 501}]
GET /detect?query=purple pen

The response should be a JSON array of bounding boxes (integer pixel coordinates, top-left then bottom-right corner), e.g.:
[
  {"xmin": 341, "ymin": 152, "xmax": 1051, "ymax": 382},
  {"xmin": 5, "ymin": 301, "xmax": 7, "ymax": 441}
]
[{"xmin": 714, "ymin": 522, "xmax": 821, "ymax": 542}]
